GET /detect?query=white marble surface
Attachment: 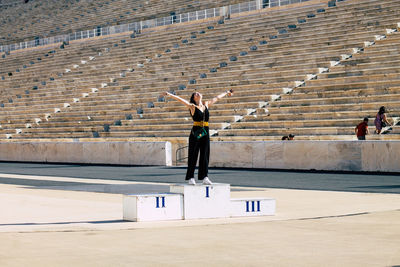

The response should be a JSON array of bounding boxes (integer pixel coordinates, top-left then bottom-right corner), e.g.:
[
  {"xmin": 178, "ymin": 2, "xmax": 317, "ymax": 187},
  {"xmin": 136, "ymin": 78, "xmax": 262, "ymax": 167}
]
[
  {"xmin": 230, "ymin": 197, "xmax": 276, "ymax": 217},
  {"xmin": 361, "ymin": 141, "xmax": 400, "ymax": 172},
  {"xmin": 170, "ymin": 183, "xmax": 231, "ymax": 219},
  {"xmin": 123, "ymin": 193, "xmax": 183, "ymax": 222},
  {"xmin": 210, "ymin": 142, "xmax": 253, "ymax": 168},
  {"xmin": 209, "ymin": 141, "xmax": 400, "ymax": 172},
  {"xmin": 325, "ymin": 142, "xmax": 362, "ymax": 171},
  {"xmin": 45, "ymin": 142, "xmax": 83, "ymax": 163},
  {"xmin": 1, "ymin": 141, "xmax": 399, "ymax": 172},
  {"xmin": 0, "ymin": 141, "xmax": 171, "ymax": 166},
  {"xmin": 252, "ymin": 142, "xmax": 267, "ymax": 168}
]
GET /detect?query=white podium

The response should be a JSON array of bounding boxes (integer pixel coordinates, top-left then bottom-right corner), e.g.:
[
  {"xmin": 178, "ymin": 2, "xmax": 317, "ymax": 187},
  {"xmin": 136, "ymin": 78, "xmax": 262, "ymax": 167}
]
[
  {"xmin": 230, "ymin": 197, "xmax": 276, "ymax": 217},
  {"xmin": 123, "ymin": 183, "xmax": 276, "ymax": 222},
  {"xmin": 123, "ymin": 193, "xmax": 183, "ymax": 222},
  {"xmin": 170, "ymin": 183, "xmax": 231, "ymax": 219}
]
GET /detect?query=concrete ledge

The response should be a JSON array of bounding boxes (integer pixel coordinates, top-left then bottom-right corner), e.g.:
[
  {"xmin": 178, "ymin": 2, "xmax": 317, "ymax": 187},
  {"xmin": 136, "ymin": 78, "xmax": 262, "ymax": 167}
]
[
  {"xmin": 0, "ymin": 141, "xmax": 172, "ymax": 166},
  {"xmin": 1, "ymin": 140, "xmax": 398, "ymax": 172},
  {"xmin": 209, "ymin": 141, "xmax": 400, "ymax": 172}
]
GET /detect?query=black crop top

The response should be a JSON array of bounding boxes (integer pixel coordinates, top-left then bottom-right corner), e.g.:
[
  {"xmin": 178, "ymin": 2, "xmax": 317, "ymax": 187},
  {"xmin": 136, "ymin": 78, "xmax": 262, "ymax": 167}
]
[{"xmin": 191, "ymin": 106, "xmax": 209, "ymax": 122}]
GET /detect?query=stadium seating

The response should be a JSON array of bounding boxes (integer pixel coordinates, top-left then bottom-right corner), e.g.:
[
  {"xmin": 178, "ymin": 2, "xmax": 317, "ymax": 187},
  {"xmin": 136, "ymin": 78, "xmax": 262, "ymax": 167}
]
[
  {"xmin": 0, "ymin": 0, "xmax": 245, "ymax": 45},
  {"xmin": 217, "ymin": 0, "xmax": 400, "ymax": 140},
  {"xmin": 0, "ymin": 0, "xmax": 399, "ymax": 142}
]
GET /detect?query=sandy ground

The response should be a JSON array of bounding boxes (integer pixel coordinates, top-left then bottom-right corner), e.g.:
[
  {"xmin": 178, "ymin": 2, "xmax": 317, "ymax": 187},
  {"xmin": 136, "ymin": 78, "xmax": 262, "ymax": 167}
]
[{"xmin": 0, "ymin": 173, "xmax": 399, "ymax": 266}]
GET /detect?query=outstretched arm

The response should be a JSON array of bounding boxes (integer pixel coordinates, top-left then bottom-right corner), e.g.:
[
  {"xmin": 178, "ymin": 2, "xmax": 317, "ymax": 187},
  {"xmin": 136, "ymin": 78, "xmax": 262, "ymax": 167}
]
[
  {"xmin": 162, "ymin": 91, "xmax": 195, "ymax": 114},
  {"xmin": 206, "ymin": 89, "xmax": 233, "ymax": 107},
  {"xmin": 162, "ymin": 91, "xmax": 192, "ymax": 107}
]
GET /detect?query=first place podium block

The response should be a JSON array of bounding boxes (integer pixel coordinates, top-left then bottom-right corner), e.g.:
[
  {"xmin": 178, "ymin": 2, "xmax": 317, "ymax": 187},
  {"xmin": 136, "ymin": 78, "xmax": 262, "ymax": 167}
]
[{"xmin": 170, "ymin": 183, "xmax": 230, "ymax": 219}]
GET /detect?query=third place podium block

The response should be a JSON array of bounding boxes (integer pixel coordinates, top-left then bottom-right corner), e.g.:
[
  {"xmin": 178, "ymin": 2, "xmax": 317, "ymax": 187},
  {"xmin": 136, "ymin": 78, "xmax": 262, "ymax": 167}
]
[
  {"xmin": 230, "ymin": 197, "xmax": 276, "ymax": 217},
  {"xmin": 170, "ymin": 183, "xmax": 231, "ymax": 219}
]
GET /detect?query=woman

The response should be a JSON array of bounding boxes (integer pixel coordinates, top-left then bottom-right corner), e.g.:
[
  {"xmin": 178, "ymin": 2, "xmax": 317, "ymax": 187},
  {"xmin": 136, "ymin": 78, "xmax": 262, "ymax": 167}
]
[
  {"xmin": 163, "ymin": 89, "xmax": 233, "ymax": 185},
  {"xmin": 374, "ymin": 106, "xmax": 391, "ymax": 134}
]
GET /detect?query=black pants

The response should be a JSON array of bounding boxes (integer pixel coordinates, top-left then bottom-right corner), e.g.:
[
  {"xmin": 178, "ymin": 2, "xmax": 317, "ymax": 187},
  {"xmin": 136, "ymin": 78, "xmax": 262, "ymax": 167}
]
[{"xmin": 185, "ymin": 127, "xmax": 210, "ymax": 180}]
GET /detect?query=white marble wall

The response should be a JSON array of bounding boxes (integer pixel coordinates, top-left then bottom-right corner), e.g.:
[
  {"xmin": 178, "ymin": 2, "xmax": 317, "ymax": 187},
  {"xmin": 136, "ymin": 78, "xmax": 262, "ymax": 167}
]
[
  {"xmin": 361, "ymin": 141, "xmax": 400, "ymax": 172},
  {"xmin": 1, "ymin": 141, "xmax": 398, "ymax": 172},
  {"xmin": 209, "ymin": 141, "xmax": 400, "ymax": 172},
  {"xmin": 0, "ymin": 141, "xmax": 172, "ymax": 166}
]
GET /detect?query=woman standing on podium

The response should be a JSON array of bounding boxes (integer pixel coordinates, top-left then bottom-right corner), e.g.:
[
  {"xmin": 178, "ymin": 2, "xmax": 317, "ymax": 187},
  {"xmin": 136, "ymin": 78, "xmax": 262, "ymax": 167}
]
[{"xmin": 162, "ymin": 89, "xmax": 233, "ymax": 185}]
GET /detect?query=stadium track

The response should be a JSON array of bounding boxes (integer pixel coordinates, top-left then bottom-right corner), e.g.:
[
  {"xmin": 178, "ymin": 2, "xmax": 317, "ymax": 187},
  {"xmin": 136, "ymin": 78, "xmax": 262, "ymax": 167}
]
[{"xmin": 0, "ymin": 162, "xmax": 399, "ymax": 194}]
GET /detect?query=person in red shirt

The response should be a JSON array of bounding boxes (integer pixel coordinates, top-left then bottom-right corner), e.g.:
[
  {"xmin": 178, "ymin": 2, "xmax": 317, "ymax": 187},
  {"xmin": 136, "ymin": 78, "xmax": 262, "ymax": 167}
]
[{"xmin": 355, "ymin": 117, "xmax": 369, "ymax": 140}]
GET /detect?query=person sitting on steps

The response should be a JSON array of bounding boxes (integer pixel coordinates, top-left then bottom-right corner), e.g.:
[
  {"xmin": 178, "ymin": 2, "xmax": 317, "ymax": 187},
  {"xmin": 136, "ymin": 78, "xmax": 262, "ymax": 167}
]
[{"xmin": 374, "ymin": 106, "xmax": 392, "ymax": 134}]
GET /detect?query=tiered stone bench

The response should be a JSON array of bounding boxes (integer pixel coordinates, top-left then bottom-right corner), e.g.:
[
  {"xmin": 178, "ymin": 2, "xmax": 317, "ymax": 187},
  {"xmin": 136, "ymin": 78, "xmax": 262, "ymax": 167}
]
[
  {"xmin": 1, "ymin": 0, "xmax": 400, "ymax": 141},
  {"xmin": 0, "ymin": 0, "xmax": 244, "ymax": 45}
]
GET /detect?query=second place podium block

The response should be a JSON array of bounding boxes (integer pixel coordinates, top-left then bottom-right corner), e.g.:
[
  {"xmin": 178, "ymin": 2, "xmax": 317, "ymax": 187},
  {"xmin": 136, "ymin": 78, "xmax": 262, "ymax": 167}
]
[{"xmin": 123, "ymin": 193, "xmax": 183, "ymax": 222}]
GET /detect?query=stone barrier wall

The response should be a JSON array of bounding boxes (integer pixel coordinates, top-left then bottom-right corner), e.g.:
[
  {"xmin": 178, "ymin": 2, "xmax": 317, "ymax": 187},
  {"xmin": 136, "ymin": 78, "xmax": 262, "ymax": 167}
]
[
  {"xmin": 209, "ymin": 141, "xmax": 400, "ymax": 172},
  {"xmin": 0, "ymin": 141, "xmax": 398, "ymax": 172},
  {"xmin": 0, "ymin": 141, "xmax": 172, "ymax": 166}
]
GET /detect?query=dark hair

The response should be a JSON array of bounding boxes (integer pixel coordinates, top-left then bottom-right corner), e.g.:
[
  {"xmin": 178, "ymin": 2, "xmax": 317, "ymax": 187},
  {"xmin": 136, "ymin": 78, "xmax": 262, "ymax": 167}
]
[
  {"xmin": 190, "ymin": 92, "xmax": 196, "ymax": 105},
  {"xmin": 378, "ymin": 106, "xmax": 386, "ymax": 114},
  {"xmin": 281, "ymin": 136, "xmax": 289, "ymax": 140},
  {"xmin": 363, "ymin": 117, "xmax": 369, "ymax": 122}
]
